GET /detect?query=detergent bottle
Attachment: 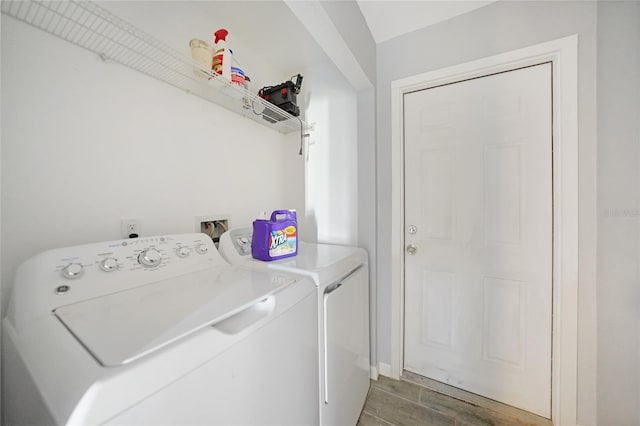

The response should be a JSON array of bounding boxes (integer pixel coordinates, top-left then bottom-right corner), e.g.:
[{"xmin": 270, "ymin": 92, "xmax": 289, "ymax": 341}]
[
  {"xmin": 251, "ymin": 210, "xmax": 298, "ymax": 261},
  {"xmin": 212, "ymin": 28, "xmax": 231, "ymax": 81}
]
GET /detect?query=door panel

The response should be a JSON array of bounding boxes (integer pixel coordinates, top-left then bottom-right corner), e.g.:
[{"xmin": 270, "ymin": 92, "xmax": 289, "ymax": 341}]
[{"xmin": 403, "ymin": 64, "xmax": 552, "ymax": 417}]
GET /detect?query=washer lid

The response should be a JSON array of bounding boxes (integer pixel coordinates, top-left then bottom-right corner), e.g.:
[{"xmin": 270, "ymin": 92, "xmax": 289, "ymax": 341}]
[{"xmin": 54, "ymin": 266, "xmax": 295, "ymax": 367}]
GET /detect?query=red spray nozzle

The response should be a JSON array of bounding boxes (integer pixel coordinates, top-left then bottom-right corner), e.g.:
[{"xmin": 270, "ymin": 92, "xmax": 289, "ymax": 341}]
[{"xmin": 214, "ymin": 29, "xmax": 228, "ymax": 44}]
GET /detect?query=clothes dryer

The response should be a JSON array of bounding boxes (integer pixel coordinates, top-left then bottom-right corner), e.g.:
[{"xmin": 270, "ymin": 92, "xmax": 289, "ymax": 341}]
[
  {"xmin": 3, "ymin": 233, "xmax": 319, "ymax": 425},
  {"xmin": 219, "ymin": 228, "xmax": 370, "ymax": 426}
]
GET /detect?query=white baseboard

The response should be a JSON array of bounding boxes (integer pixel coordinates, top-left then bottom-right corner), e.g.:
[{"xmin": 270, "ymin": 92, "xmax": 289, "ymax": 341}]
[
  {"xmin": 378, "ymin": 362, "xmax": 393, "ymax": 378},
  {"xmin": 369, "ymin": 365, "xmax": 379, "ymax": 380}
]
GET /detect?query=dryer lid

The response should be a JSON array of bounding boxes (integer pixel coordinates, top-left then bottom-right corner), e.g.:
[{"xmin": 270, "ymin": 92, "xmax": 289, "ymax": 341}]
[
  {"xmin": 259, "ymin": 242, "xmax": 367, "ymax": 287},
  {"xmin": 54, "ymin": 266, "xmax": 295, "ymax": 367},
  {"xmin": 276, "ymin": 242, "xmax": 366, "ymax": 270}
]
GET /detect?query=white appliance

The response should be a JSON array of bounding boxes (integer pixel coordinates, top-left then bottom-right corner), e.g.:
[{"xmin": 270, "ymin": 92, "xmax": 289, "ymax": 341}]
[
  {"xmin": 3, "ymin": 233, "xmax": 319, "ymax": 425},
  {"xmin": 219, "ymin": 227, "xmax": 370, "ymax": 426}
]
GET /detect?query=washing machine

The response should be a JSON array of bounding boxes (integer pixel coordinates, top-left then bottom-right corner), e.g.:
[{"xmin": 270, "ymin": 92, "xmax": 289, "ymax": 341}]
[
  {"xmin": 2, "ymin": 233, "xmax": 319, "ymax": 425},
  {"xmin": 219, "ymin": 227, "xmax": 370, "ymax": 426}
]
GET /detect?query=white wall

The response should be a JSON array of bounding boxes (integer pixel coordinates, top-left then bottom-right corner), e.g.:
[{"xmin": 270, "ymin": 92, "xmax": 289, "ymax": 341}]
[
  {"xmin": 303, "ymin": 68, "xmax": 359, "ymax": 245},
  {"xmin": 596, "ymin": 2, "xmax": 640, "ymax": 424},
  {"xmin": 375, "ymin": 1, "xmax": 598, "ymax": 424},
  {"xmin": 357, "ymin": 87, "xmax": 377, "ymax": 367}
]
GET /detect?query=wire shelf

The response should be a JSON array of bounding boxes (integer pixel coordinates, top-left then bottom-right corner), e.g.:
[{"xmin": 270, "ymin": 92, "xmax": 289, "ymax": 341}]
[{"xmin": 1, "ymin": 0, "xmax": 307, "ymax": 134}]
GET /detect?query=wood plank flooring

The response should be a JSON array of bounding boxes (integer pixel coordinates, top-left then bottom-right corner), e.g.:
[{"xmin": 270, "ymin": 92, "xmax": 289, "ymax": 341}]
[{"xmin": 357, "ymin": 375, "xmax": 552, "ymax": 426}]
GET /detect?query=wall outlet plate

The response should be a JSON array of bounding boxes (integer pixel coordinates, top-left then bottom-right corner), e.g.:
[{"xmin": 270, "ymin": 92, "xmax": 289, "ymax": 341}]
[{"xmin": 121, "ymin": 219, "xmax": 140, "ymax": 238}]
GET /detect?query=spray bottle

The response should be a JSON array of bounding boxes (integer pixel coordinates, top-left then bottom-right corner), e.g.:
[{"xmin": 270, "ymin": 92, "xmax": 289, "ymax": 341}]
[{"xmin": 212, "ymin": 28, "xmax": 231, "ymax": 81}]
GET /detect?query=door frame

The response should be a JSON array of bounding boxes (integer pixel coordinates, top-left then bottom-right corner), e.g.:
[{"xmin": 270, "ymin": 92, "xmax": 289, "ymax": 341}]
[{"xmin": 389, "ymin": 35, "xmax": 578, "ymax": 425}]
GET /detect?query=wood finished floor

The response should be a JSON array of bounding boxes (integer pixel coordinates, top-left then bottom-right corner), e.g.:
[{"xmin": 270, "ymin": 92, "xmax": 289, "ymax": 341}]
[{"xmin": 357, "ymin": 375, "xmax": 552, "ymax": 426}]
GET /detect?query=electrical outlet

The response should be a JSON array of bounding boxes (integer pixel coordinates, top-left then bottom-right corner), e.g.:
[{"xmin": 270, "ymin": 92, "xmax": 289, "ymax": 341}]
[{"xmin": 122, "ymin": 219, "xmax": 140, "ymax": 238}]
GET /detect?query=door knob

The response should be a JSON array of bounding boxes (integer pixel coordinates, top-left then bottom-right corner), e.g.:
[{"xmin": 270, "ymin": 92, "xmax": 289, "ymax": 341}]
[{"xmin": 406, "ymin": 244, "xmax": 417, "ymax": 255}]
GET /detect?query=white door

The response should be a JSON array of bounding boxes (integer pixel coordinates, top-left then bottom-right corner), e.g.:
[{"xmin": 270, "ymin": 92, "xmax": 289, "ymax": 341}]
[{"xmin": 403, "ymin": 63, "xmax": 552, "ymax": 418}]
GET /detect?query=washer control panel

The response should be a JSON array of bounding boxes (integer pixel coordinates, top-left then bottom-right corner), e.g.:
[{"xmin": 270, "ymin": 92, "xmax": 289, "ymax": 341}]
[
  {"xmin": 218, "ymin": 227, "xmax": 254, "ymax": 264},
  {"xmin": 16, "ymin": 233, "xmax": 218, "ymax": 297},
  {"xmin": 50, "ymin": 235, "xmax": 220, "ymax": 281},
  {"xmin": 8, "ymin": 234, "xmax": 223, "ymax": 327},
  {"xmin": 229, "ymin": 228, "xmax": 253, "ymax": 256}
]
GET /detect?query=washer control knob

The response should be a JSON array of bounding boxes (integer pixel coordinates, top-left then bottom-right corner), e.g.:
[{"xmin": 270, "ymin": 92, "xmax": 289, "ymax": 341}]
[
  {"xmin": 100, "ymin": 257, "xmax": 119, "ymax": 272},
  {"xmin": 195, "ymin": 243, "xmax": 209, "ymax": 254},
  {"xmin": 62, "ymin": 263, "xmax": 84, "ymax": 279},
  {"xmin": 176, "ymin": 246, "xmax": 191, "ymax": 258},
  {"xmin": 138, "ymin": 249, "xmax": 162, "ymax": 268}
]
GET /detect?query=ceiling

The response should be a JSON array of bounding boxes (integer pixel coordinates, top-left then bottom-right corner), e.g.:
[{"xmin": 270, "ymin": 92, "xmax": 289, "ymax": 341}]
[{"xmin": 356, "ymin": 0, "xmax": 498, "ymax": 43}]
